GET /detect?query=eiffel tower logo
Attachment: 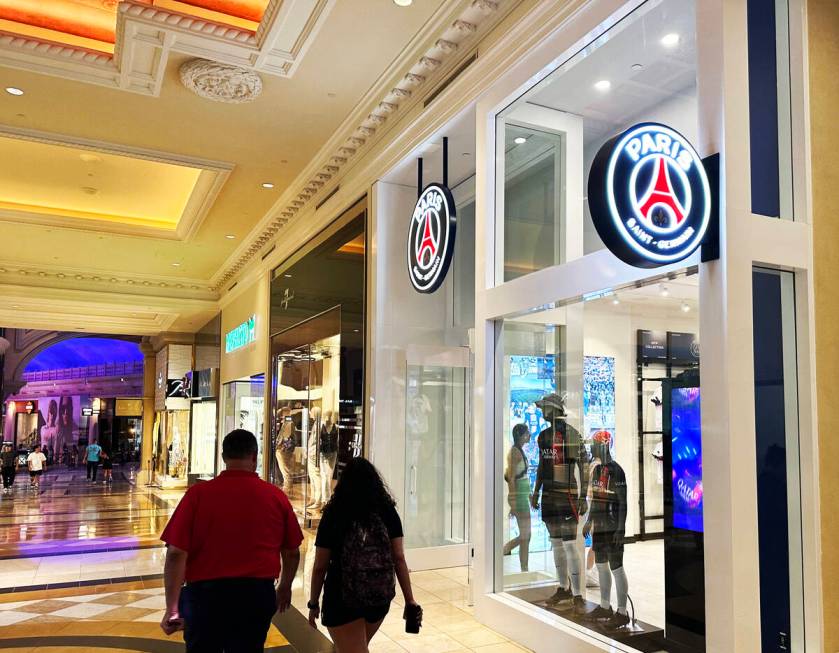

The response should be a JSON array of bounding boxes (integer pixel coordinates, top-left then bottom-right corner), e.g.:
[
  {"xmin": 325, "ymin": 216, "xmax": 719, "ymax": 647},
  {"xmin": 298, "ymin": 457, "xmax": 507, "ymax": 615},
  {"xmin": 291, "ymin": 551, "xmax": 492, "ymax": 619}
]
[
  {"xmin": 637, "ymin": 156, "xmax": 687, "ymax": 231},
  {"xmin": 416, "ymin": 210, "xmax": 438, "ymax": 268}
]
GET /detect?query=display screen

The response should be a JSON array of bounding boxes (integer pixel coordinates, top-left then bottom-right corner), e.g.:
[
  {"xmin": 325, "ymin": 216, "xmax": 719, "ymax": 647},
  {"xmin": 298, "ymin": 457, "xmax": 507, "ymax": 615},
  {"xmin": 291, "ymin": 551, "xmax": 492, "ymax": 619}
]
[{"xmin": 671, "ymin": 386, "xmax": 703, "ymax": 532}]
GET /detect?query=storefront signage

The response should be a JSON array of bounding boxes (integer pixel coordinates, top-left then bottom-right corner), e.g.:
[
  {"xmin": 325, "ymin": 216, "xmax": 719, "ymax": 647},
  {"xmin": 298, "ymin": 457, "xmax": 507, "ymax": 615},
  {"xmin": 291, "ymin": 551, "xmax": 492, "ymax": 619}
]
[
  {"xmin": 407, "ymin": 183, "xmax": 457, "ymax": 293},
  {"xmin": 225, "ymin": 315, "xmax": 256, "ymax": 353},
  {"xmin": 588, "ymin": 122, "xmax": 712, "ymax": 268},
  {"xmin": 82, "ymin": 407, "xmax": 93, "ymax": 417},
  {"xmin": 24, "ymin": 401, "xmax": 34, "ymax": 414}
]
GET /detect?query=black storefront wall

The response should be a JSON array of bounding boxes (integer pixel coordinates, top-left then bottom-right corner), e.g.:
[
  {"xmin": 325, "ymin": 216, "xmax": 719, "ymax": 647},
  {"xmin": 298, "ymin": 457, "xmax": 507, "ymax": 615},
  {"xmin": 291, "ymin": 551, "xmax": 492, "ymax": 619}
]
[{"xmin": 269, "ymin": 203, "xmax": 366, "ymax": 474}]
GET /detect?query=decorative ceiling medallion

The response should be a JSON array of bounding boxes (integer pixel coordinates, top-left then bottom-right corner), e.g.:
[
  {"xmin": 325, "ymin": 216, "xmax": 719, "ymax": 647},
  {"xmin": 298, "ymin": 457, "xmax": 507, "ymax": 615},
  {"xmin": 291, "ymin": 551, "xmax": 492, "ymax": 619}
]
[{"xmin": 179, "ymin": 59, "xmax": 263, "ymax": 104}]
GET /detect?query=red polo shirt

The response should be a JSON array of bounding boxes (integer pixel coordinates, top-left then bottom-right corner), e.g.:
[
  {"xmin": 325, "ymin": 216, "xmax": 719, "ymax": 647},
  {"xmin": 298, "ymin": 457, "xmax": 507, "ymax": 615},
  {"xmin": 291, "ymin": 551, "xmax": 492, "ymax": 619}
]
[{"xmin": 161, "ymin": 470, "xmax": 303, "ymax": 583}]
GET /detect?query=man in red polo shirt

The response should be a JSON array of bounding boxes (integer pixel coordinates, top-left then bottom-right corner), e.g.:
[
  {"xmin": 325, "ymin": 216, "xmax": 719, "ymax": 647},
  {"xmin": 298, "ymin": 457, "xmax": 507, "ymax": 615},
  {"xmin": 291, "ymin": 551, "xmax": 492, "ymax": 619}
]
[{"xmin": 160, "ymin": 429, "xmax": 302, "ymax": 652}]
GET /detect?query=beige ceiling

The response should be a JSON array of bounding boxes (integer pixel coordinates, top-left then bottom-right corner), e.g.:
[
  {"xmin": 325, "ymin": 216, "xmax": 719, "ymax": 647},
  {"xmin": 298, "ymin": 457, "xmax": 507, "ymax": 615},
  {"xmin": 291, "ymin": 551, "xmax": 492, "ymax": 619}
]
[{"xmin": 0, "ymin": 0, "xmax": 452, "ymax": 334}]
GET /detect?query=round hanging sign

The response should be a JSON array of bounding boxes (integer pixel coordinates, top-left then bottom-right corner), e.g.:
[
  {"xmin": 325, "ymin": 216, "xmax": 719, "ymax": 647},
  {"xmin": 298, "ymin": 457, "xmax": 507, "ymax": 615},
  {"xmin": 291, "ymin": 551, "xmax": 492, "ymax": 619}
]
[
  {"xmin": 587, "ymin": 122, "xmax": 711, "ymax": 268},
  {"xmin": 407, "ymin": 183, "xmax": 457, "ymax": 293}
]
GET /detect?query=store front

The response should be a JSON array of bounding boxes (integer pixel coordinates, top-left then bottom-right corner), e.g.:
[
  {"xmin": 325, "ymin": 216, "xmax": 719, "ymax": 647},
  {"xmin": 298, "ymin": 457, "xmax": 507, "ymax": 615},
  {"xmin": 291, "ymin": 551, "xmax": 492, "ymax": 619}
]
[
  {"xmin": 220, "ymin": 274, "xmax": 270, "ymax": 478},
  {"xmin": 268, "ymin": 199, "xmax": 365, "ymax": 523},
  {"xmin": 152, "ymin": 343, "xmax": 193, "ymax": 488},
  {"xmin": 465, "ymin": 0, "xmax": 816, "ymax": 652},
  {"xmin": 369, "ymin": 108, "xmax": 476, "ymax": 570}
]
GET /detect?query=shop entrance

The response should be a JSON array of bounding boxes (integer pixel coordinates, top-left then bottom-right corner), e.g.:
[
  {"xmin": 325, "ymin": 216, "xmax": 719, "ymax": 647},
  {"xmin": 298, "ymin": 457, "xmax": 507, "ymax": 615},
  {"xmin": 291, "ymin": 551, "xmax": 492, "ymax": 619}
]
[
  {"xmin": 403, "ymin": 347, "xmax": 471, "ymax": 570},
  {"xmin": 270, "ymin": 308, "xmax": 344, "ymax": 525}
]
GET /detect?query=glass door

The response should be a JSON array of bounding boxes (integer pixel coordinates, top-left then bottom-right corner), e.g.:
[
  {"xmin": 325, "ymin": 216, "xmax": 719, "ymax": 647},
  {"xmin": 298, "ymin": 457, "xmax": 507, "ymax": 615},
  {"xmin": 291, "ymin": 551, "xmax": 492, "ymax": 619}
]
[
  {"xmin": 402, "ymin": 348, "xmax": 472, "ymax": 570},
  {"xmin": 270, "ymin": 308, "xmax": 342, "ymax": 526}
]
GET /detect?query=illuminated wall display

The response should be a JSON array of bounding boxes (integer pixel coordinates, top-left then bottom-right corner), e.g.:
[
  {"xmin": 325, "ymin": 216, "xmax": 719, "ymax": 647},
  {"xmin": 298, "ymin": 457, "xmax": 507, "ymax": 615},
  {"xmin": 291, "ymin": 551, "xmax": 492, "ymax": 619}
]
[
  {"xmin": 587, "ymin": 122, "xmax": 713, "ymax": 268},
  {"xmin": 225, "ymin": 315, "xmax": 257, "ymax": 353},
  {"xmin": 407, "ymin": 183, "xmax": 457, "ymax": 293}
]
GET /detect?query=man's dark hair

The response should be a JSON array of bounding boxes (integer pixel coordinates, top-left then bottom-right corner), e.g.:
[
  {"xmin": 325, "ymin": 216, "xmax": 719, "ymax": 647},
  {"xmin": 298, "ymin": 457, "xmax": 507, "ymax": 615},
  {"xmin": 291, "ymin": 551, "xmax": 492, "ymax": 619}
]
[{"xmin": 222, "ymin": 429, "xmax": 258, "ymax": 460}]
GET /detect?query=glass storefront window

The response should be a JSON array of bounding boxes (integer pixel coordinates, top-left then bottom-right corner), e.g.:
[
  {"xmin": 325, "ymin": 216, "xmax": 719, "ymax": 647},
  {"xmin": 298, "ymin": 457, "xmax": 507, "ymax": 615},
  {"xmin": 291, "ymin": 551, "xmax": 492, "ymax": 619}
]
[
  {"xmin": 221, "ymin": 375, "xmax": 265, "ymax": 476},
  {"xmin": 495, "ymin": 0, "xmax": 698, "ymax": 283},
  {"xmin": 496, "ymin": 273, "xmax": 703, "ymax": 651},
  {"xmin": 189, "ymin": 401, "xmax": 217, "ymax": 479}
]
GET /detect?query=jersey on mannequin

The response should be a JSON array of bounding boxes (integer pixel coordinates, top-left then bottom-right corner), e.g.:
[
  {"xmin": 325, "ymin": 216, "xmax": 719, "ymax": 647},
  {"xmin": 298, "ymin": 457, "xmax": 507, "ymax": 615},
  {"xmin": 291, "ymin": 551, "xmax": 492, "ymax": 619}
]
[
  {"xmin": 583, "ymin": 430, "xmax": 631, "ymax": 630},
  {"xmin": 531, "ymin": 392, "xmax": 590, "ymax": 614}
]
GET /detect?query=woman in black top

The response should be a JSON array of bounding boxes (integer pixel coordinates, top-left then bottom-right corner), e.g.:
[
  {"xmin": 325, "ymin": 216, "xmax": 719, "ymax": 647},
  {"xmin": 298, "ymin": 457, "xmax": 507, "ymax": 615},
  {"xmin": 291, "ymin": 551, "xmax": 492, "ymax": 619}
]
[{"xmin": 307, "ymin": 458, "xmax": 419, "ymax": 652}]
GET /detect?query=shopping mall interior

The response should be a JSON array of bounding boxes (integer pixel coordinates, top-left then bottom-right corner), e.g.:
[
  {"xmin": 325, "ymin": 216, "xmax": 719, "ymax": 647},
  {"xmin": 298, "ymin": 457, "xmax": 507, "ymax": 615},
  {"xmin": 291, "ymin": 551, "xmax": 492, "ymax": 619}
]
[{"xmin": 0, "ymin": 0, "xmax": 836, "ymax": 652}]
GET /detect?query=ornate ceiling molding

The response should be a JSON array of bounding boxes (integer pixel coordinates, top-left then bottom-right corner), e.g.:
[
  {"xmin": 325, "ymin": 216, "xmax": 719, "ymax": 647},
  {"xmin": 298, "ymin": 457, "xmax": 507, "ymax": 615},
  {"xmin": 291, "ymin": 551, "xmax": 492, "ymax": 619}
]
[
  {"xmin": 0, "ymin": 0, "xmax": 335, "ymax": 97},
  {"xmin": 179, "ymin": 59, "xmax": 263, "ymax": 103},
  {"xmin": 212, "ymin": 0, "xmax": 508, "ymax": 290}
]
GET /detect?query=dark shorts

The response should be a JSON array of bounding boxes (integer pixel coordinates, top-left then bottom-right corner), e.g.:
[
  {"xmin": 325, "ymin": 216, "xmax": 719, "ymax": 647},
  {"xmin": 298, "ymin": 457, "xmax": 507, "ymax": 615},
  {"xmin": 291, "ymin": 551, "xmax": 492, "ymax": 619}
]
[
  {"xmin": 29, "ymin": 470, "xmax": 42, "ymax": 478},
  {"xmin": 180, "ymin": 578, "xmax": 276, "ymax": 653},
  {"xmin": 102, "ymin": 460, "xmax": 113, "ymax": 470},
  {"xmin": 592, "ymin": 527, "xmax": 624, "ymax": 569},
  {"xmin": 321, "ymin": 585, "xmax": 390, "ymax": 628},
  {"xmin": 541, "ymin": 492, "xmax": 579, "ymax": 541}
]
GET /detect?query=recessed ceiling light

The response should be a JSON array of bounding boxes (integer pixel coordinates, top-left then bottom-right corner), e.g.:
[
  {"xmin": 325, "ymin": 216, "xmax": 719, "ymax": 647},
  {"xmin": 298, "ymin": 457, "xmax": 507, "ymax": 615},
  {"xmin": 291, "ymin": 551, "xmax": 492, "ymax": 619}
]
[
  {"xmin": 393, "ymin": 0, "xmax": 412, "ymax": 5},
  {"xmin": 514, "ymin": 137, "xmax": 527, "ymax": 145},
  {"xmin": 80, "ymin": 153, "xmax": 102, "ymax": 164},
  {"xmin": 225, "ymin": 234, "xmax": 236, "ymax": 239},
  {"xmin": 660, "ymin": 284, "xmax": 670, "ymax": 297},
  {"xmin": 594, "ymin": 79, "xmax": 611, "ymax": 91},
  {"xmin": 284, "ymin": 273, "xmax": 293, "ymax": 278},
  {"xmin": 5, "ymin": 87, "xmax": 23, "ymax": 96},
  {"xmin": 261, "ymin": 182, "xmax": 274, "ymax": 189},
  {"xmin": 681, "ymin": 302, "xmax": 691, "ymax": 313},
  {"xmin": 612, "ymin": 296, "xmax": 620, "ymax": 306},
  {"xmin": 661, "ymin": 33, "xmax": 680, "ymax": 47},
  {"xmin": 172, "ymin": 262, "xmax": 181, "ymax": 267}
]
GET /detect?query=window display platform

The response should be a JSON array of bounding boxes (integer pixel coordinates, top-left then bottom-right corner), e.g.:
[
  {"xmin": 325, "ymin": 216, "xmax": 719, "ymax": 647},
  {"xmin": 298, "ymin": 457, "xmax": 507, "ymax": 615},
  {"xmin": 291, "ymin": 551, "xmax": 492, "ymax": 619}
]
[{"xmin": 507, "ymin": 584, "xmax": 663, "ymax": 651}]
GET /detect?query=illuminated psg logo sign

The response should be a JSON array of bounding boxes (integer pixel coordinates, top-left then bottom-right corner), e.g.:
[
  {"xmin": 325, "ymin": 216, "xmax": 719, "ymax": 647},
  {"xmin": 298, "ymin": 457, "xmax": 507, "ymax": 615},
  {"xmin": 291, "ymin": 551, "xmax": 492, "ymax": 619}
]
[
  {"xmin": 588, "ymin": 123, "xmax": 712, "ymax": 268},
  {"xmin": 407, "ymin": 183, "xmax": 456, "ymax": 293}
]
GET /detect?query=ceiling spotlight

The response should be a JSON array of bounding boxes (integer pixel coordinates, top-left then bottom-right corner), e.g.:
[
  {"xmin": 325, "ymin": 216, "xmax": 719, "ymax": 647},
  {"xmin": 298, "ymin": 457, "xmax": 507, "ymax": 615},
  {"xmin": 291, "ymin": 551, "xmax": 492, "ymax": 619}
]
[
  {"xmin": 284, "ymin": 273, "xmax": 293, "ymax": 278},
  {"xmin": 681, "ymin": 302, "xmax": 691, "ymax": 313},
  {"xmin": 393, "ymin": 0, "xmax": 412, "ymax": 5},
  {"xmin": 660, "ymin": 284, "xmax": 670, "ymax": 297},
  {"xmin": 631, "ymin": 63, "xmax": 644, "ymax": 71},
  {"xmin": 594, "ymin": 80, "xmax": 611, "ymax": 92},
  {"xmin": 612, "ymin": 296, "xmax": 620, "ymax": 306},
  {"xmin": 514, "ymin": 136, "xmax": 528, "ymax": 145},
  {"xmin": 261, "ymin": 182, "xmax": 274, "ymax": 189},
  {"xmin": 225, "ymin": 234, "xmax": 236, "ymax": 239},
  {"xmin": 172, "ymin": 262, "xmax": 181, "ymax": 267},
  {"xmin": 661, "ymin": 33, "xmax": 680, "ymax": 47},
  {"xmin": 4, "ymin": 87, "xmax": 23, "ymax": 96}
]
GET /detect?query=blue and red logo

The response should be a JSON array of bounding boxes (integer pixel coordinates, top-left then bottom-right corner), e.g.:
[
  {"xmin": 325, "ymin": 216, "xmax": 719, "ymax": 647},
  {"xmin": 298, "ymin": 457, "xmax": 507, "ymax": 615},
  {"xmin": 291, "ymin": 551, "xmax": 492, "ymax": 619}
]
[
  {"xmin": 588, "ymin": 123, "xmax": 711, "ymax": 268},
  {"xmin": 407, "ymin": 183, "xmax": 456, "ymax": 293}
]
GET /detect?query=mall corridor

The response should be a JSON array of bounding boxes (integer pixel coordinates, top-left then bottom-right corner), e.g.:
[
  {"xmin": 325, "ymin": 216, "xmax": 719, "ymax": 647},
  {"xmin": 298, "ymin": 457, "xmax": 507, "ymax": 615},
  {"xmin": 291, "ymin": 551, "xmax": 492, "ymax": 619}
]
[{"xmin": 1, "ymin": 0, "xmax": 838, "ymax": 651}]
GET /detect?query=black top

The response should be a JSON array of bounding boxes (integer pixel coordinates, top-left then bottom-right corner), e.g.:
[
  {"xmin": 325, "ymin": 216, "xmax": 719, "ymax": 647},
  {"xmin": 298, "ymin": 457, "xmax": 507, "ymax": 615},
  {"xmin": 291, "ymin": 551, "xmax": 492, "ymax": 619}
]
[
  {"xmin": 316, "ymin": 503, "xmax": 403, "ymax": 596},
  {"xmin": 589, "ymin": 460, "xmax": 628, "ymax": 532},
  {"xmin": 533, "ymin": 419, "xmax": 589, "ymax": 498},
  {"xmin": 0, "ymin": 450, "xmax": 15, "ymax": 467}
]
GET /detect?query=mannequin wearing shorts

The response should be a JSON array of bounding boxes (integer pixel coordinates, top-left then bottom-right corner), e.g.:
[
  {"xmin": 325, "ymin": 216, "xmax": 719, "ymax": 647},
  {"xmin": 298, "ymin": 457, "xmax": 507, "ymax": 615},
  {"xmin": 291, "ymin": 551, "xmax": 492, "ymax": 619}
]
[
  {"xmin": 531, "ymin": 393, "xmax": 589, "ymax": 614},
  {"xmin": 503, "ymin": 424, "xmax": 532, "ymax": 572},
  {"xmin": 583, "ymin": 430, "xmax": 629, "ymax": 630}
]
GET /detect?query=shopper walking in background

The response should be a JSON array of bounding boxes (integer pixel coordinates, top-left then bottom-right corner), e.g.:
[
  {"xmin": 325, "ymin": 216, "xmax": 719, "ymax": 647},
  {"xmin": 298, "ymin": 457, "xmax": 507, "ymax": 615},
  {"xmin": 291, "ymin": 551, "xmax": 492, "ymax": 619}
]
[
  {"xmin": 27, "ymin": 444, "xmax": 47, "ymax": 490},
  {"xmin": 85, "ymin": 439, "xmax": 102, "ymax": 482},
  {"xmin": 1, "ymin": 443, "xmax": 16, "ymax": 494},
  {"xmin": 160, "ymin": 429, "xmax": 302, "ymax": 652},
  {"xmin": 307, "ymin": 457, "xmax": 422, "ymax": 653}
]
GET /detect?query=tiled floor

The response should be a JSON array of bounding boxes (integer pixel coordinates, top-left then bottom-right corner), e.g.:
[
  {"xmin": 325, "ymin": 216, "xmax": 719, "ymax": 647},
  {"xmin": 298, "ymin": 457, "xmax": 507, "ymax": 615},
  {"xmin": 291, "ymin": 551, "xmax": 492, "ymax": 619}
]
[{"xmin": 0, "ymin": 467, "xmax": 532, "ymax": 653}]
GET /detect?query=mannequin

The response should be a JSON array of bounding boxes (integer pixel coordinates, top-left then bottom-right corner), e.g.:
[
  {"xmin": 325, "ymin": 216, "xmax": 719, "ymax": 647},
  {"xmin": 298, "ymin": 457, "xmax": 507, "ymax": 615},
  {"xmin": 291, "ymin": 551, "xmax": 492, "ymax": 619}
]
[
  {"xmin": 531, "ymin": 393, "xmax": 589, "ymax": 614},
  {"xmin": 275, "ymin": 407, "xmax": 295, "ymax": 495},
  {"xmin": 319, "ymin": 410, "xmax": 339, "ymax": 503},
  {"xmin": 583, "ymin": 430, "xmax": 629, "ymax": 629},
  {"xmin": 306, "ymin": 407, "xmax": 323, "ymax": 510}
]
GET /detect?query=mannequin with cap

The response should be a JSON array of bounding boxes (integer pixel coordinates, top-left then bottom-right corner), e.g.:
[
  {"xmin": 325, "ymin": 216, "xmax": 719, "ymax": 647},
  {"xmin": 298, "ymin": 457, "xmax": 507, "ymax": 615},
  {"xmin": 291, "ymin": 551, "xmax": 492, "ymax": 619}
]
[{"xmin": 531, "ymin": 392, "xmax": 589, "ymax": 614}]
